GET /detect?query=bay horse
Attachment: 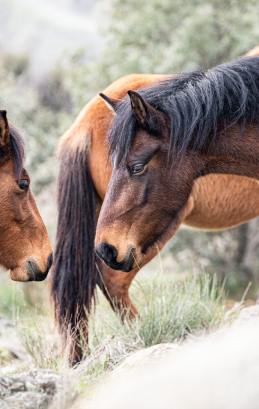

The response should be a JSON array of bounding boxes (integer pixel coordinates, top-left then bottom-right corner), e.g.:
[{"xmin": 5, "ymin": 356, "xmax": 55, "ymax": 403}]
[
  {"xmin": 96, "ymin": 55, "xmax": 259, "ymax": 273},
  {"xmin": 52, "ymin": 56, "xmax": 259, "ymax": 362},
  {"xmin": 0, "ymin": 110, "xmax": 53, "ymax": 282}
]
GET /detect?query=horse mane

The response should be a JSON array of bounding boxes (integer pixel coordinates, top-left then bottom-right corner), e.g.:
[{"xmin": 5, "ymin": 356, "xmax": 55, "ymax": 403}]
[
  {"xmin": 108, "ymin": 56, "xmax": 259, "ymax": 163},
  {"xmin": 9, "ymin": 123, "xmax": 26, "ymax": 177}
]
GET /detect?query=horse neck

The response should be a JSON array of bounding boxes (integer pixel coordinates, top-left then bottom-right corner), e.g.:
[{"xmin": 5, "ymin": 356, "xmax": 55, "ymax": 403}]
[{"xmin": 194, "ymin": 123, "xmax": 259, "ymax": 180}]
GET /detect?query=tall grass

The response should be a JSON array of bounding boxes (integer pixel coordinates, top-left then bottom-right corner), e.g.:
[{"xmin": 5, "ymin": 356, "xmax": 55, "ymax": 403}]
[
  {"xmin": 14, "ymin": 271, "xmax": 228, "ymax": 389},
  {"xmin": 19, "ymin": 313, "xmax": 69, "ymax": 373},
  {"xmin": 0, "ymin": 273, "xmax": 48, "ymax": 318},
  {"xmin": 88, "ymin": 272, "xmax": 225, "ymax": 351}
]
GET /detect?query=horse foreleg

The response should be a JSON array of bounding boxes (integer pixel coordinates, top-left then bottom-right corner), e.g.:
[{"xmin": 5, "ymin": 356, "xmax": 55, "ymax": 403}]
[
  {"xmin": 99, "ymin": 263, "xmax": 139, "ymax": 319},
  {"xmin": 99, "ymin": 245, "xmax": 165, "ymax": 320}
]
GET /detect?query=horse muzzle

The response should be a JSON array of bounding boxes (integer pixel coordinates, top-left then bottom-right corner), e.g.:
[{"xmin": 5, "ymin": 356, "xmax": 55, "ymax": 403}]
[
  {"xmin": 9, "ymin": 253, "xmax": 53, "ymax": 282},
  {"xmin": 26, "ymin": 253, "xmax": 53, "ymax": 281},
  {"xmin": 96, "ymin": 242, "xmax": 135, "ymax": 272}
]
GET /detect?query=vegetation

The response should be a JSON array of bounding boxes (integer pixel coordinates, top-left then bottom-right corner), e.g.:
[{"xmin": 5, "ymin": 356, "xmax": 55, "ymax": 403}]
[
  {"xmin": 89, "ymin": 272, "xmax": 225, "ymax": 350},
  {"xmin": 96, "ymin": 0, "xmax": 259, "ymax": 78},
  {"xmin": 0, "ymin": 267, "xmax": 249, "ymax": 407},
  {"xmin": 12, "ymin": 272, "xmax": 228, "ymax": 379}
]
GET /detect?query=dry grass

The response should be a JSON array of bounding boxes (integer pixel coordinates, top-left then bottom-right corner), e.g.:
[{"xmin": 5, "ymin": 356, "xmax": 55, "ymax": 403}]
[
  {"xmin": 0, "ymin": 268, "xmax": 246, "ymax": 409},
  {"xmin": 13, "ymin": 272, "xmax": 228, "ymax": 388}
]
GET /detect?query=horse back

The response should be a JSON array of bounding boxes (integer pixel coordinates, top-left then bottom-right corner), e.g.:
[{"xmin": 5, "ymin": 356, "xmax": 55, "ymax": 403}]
[{"xmin": 58, "ymin": 74, "xmax": 168, "ymax": 200}]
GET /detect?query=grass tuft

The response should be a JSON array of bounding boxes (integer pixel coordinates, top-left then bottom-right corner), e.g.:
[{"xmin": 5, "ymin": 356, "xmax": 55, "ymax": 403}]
[
  {"xmin": 88, "ymin": 272, "xmax": 225, "ymax": 351},
  {"xmin": 7, "ymin": 271, "xmax": 230, "ymax": 393}
]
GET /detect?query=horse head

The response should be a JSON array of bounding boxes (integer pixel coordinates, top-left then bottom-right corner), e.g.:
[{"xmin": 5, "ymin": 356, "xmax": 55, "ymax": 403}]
[
  {"xmin": 0, "ymin": 110, "xmax": 53, "ymax": 281},
  {"xmin": 95, "ymin": 92, "xmax": 194, "ymax": 271},
  {"xmin": 96, "ymin": 57, "xmax": 259, "ymax": 271}
]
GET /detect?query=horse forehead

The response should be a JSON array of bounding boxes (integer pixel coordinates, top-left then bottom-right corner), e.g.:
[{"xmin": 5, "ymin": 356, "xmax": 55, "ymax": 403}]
[
  {"xmin": 130, "ymin": 130, "xmax": 161, "ymax": 156},
  {"xmin": 0, "ymin": 158, "xmax": 15, "ymax": 173}
]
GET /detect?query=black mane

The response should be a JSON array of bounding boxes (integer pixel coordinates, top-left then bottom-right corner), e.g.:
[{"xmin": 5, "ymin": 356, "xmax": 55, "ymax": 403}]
[
  {"xmin": 9, "ymin": 123, "xmax": 26, "ymax": 177},
  {"xmin": 108, "ymin": 56, "xmax": 259, "ymax": 164}
]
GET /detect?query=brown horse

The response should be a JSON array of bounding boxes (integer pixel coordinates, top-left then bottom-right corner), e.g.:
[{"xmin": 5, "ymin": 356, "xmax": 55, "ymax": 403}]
[
  {"xmin": 96, "ymin": 56, "xmax": 259, "ymax": 272},
  {"xmin": 0, "ymin": 110, "xmax": 53, "ymax": 282},
  {"xmin": 52, "ymin": 57, "xmax": 259, "ymax": 362}
]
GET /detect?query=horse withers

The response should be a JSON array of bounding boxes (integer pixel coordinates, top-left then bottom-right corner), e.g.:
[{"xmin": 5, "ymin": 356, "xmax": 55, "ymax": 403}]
[{"xmin": 0, "ymin": 110, "xmax": 53, "ymax": 282}]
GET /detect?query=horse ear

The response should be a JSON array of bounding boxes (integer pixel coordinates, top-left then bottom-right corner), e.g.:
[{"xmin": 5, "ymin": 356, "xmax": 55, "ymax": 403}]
[
  {"xmin": 127, "ymin": 90, "xmax": 164, "ymax": 135},
  {"xmin": 0, "ymin": 110, "xmax": 10, "ymax": 147},
  {"xmin": 99, "ymin": 93, "xmax": 120, "ymax": 115}
]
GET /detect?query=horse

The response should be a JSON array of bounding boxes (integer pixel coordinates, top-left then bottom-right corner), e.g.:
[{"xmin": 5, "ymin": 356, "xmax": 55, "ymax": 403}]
[
  {"xmin": 52, "ymin": 56, "xmax": 259, "ymax": 362},
  {"xmin": 0, "ymin": 110, "xmax": 53, "ymax": 282},
  {"xmin": 96, "ymin": 55, "xmax": 259, "ymax": 270}
]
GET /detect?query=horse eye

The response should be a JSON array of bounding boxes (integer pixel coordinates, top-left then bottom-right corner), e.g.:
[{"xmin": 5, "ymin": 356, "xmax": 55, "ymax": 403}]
[
  {"xmin": 132, "ymin": 164, "xmax": 145, "ymax": 174},
  {"xmin": 18, "ymin": 180, "xmax": 29, "ymax": 191}
]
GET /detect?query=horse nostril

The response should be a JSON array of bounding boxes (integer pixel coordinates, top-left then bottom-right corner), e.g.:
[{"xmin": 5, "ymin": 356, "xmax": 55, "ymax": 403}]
[
  {"xmin": 26, "ymin": 259, "xmax": 49, "ymax": 281},
  {"xmin": 96, "ymin": 242, "xmax": 118, "ymax": 263},
  {"xmin": 47, "ymin": 252, "xmax": 53, "ymax": 271}
]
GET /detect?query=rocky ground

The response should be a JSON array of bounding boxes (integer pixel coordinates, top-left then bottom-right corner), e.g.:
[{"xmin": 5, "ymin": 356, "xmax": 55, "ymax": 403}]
[
  {"xmin": 0, "ymin": 369, "xmax": 77, "ymax": 409},
  {"xmin": 1, "ymin": 304, "xmax": 259, "ymax": 409}
]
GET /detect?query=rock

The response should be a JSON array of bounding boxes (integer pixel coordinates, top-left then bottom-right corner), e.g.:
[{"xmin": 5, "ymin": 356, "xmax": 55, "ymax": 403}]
[
  {"xmin": 110, "ymin": 343, "xmax": 179, "ymax": 380},
  {"xmin": 0, "ymin": 369, "xmax": 77, "ymax": 409},
  {"xmin": 1, "ymin": 392, "xmax": 48, "ymax": 409},
  {"xmin": 236, "ymin": 304, "xmax": 259, "ymax": 324},
  {"xmin": 0, "ymin": 314, "xmax": 31, "ymax": 365},
  {"xmin": 224, "ymin": 304, "xmax": 259, "ymax": 329},
  {"xmin": 82, "ymin": 324, "xmax": 259, "ymax": 409}
]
